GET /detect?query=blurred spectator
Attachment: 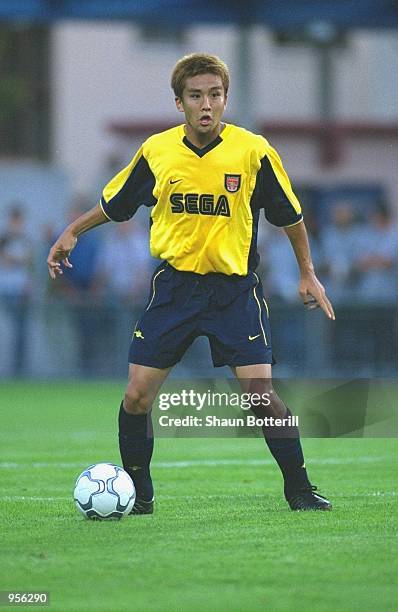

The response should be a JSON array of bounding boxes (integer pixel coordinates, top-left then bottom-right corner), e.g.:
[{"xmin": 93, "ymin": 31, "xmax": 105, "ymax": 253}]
[
  {"xmin": 353, "ymin": 202, "xmax": 398, "ymax": 303},
  {"xmin": 320, "ymin": 202, "xmax": 362, "ymax": 303},
  {"xmin": 58, "ymin": 197, "xmax": 102, "ymax": 298},
  {"xmin": 261, "ymin": 225, "xmax": 310, "ymax": 366},
  {"xmin": 0, "ymin": 205, "xmax": 33, "ymax": 375},
  {"xmin": 51, "ymin": 195, "xmax": 104, "ymax": 376},
  {"xmin": 324, "ymin": 201, "xmax": 398, "ymax": 368},
  {"xmin": 264, "ymin": 226, "xmax": 301, "ymax": 302},
  {"xmin": 96, "ymin": 219, "xmax": 154, "ymax": 307},
  {"xmin": 263, "ymin": 207, "xmax": 324, "ymax": 302},
  {"xmin": 93, "ymin": 219, "xmax": 156, "ymax": 374},
  {"xmin": 92, "ymin": 153, "xmax": 126, "ymax": 200}
]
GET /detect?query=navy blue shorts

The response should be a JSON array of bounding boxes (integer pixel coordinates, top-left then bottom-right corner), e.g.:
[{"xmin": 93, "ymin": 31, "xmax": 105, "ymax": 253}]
[{"xmin": 129, "ymin": 263, "xmax": 273, "ymax": 369}]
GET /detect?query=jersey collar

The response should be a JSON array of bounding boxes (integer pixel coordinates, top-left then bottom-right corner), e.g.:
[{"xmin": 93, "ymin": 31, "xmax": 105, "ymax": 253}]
[{"xmin": 180, "ymin": 123, "xmax": 231, "ymax": 158}]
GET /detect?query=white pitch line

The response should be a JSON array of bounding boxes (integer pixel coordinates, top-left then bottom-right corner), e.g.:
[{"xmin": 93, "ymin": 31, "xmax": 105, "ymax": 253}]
[
  {"xmin": 1, "ymin": 491, "xmax": 397, "ymax": 503},
  {"xmin": 0, "ymin": 462, "xmax": 87, "ymax": 469},
  {"xmin": 0, "ymin": 456, "xmax": 391, "ymax": 470},
  {"xmin": 154, "ymin": 456, "xmax": 388, "ymax": 468},
  {"xmin": 0, "ymin": 496, "xmax": 70, "ymax": 502}
]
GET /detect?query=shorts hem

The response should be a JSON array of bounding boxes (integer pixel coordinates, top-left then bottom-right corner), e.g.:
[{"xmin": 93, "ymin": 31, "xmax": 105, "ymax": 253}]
[
  {"xmin": 128, "ymin": 356, "xmax": 181, "ymax": 369},
  {"xmin": 212, "ymin": 354, "xmax": 276, "ymax": 368}
]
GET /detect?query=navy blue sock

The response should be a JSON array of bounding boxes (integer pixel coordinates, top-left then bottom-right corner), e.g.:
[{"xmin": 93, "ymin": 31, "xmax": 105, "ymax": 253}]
[
  {"xmin": 118, "ymin": 401, "xmax": 154, "ymax": 501},
  {"xmin": 261, "ymin": 408, "xmax": 311, "ymax": 496}
]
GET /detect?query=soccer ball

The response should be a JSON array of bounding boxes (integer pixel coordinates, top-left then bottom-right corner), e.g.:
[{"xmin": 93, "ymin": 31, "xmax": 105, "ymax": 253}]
[{"xmin": 73, "ymin": 463, "xmax": 136, "ymax": 520}]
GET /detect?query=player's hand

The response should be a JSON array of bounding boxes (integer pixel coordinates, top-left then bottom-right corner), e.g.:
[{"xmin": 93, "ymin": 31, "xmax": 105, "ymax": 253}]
[
  {"xmin": 299, "ymin": 272, "xmax": 335, "ymax": 320},
  {"xmin": 47, "ymin": 232, "xmax": 77, "ymax": 280}
]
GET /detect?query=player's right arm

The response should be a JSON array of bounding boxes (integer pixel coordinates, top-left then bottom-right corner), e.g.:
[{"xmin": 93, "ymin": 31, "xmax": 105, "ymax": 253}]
[{"xmin": 47, "ymin": 203, "xmax": 109, "ymax": 280}]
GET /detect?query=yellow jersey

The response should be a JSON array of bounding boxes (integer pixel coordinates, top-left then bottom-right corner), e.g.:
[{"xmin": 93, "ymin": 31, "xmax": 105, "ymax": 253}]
[{"xmin": 100, "ymin": 123, "xmax": 302, "ymax": 276}]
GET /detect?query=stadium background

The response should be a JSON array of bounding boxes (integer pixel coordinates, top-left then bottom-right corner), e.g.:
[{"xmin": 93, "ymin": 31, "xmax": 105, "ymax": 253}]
[{"xmin": 0, "ymin": 0, "xmax": 397, "ymax": 379}]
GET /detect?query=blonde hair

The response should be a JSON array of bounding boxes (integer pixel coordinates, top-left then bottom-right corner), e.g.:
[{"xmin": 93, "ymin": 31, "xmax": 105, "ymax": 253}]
[{"xmin": 171, "ymin": 53, "xmax": 230, "ymax": 99}]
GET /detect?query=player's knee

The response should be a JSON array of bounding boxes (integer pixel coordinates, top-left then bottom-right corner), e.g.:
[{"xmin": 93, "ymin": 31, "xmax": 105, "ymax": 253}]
[
  {"xmin": 123, "ymin": 387, "xmax": 151, "ymax": 415},
  {"xmin": 266, "ymin": 390, "xmax": 287, "ymax": 418},
  {"xmin": 248, "ymin": 380, "xmax": 286, "ymax": 418}
]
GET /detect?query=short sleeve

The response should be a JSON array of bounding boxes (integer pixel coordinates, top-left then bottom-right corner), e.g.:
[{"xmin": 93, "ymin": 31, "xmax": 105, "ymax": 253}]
[
  {"xmin": 253, "ymin": 145, "xmax": 303, "ymax": 227},
  {"xmin": 100, "ymin": 147, "xmax": 157, "ymax": 222}
]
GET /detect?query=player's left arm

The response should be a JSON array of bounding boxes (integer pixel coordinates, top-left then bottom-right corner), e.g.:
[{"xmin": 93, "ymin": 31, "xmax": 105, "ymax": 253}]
[{"xmin": 284, "ymin": 220, "xmax": 335, "ymax": 320}]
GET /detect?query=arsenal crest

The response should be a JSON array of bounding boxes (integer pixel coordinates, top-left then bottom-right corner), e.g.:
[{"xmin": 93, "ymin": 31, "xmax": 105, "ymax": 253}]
[{"xmin": 224, "ymin": 174, "xmax": 241, "ymax": 193}]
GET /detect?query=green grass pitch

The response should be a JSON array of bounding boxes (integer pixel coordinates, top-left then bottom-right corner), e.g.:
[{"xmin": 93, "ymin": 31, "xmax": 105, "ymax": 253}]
[{"xmin": 0, "ymin": 381, "xmax": 397, "ymax": 611}]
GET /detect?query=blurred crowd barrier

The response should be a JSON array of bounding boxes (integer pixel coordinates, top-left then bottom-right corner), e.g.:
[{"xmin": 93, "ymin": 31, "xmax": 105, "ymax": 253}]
[
  {"xmin": 0, "ymin": 299, "xmax": 397, "ymax": 379},
  {"xmin": 1, "ymin": 193, "xmax": 397, "ymax": 379}
]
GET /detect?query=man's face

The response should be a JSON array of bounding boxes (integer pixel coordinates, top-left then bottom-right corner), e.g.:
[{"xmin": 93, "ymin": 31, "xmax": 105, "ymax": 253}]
[{"xmin": 175, "ymin": 73, "xmax": 227, "ymax": 140}]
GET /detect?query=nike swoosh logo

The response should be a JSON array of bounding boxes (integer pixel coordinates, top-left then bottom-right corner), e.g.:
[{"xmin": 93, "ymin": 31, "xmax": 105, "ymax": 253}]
[
  {"xmin": 169, "ymin": 179, "xmax": 182, "ymax": 184},
  {"xmin": 248, "ymin": 334, "xmax": 261, "ymax": 341}
]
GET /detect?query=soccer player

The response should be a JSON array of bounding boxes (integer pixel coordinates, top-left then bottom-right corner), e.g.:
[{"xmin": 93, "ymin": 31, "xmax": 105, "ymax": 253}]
[{"xmin": 47, "ymin": 53, "xmax": 335, "ymax": 513}]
